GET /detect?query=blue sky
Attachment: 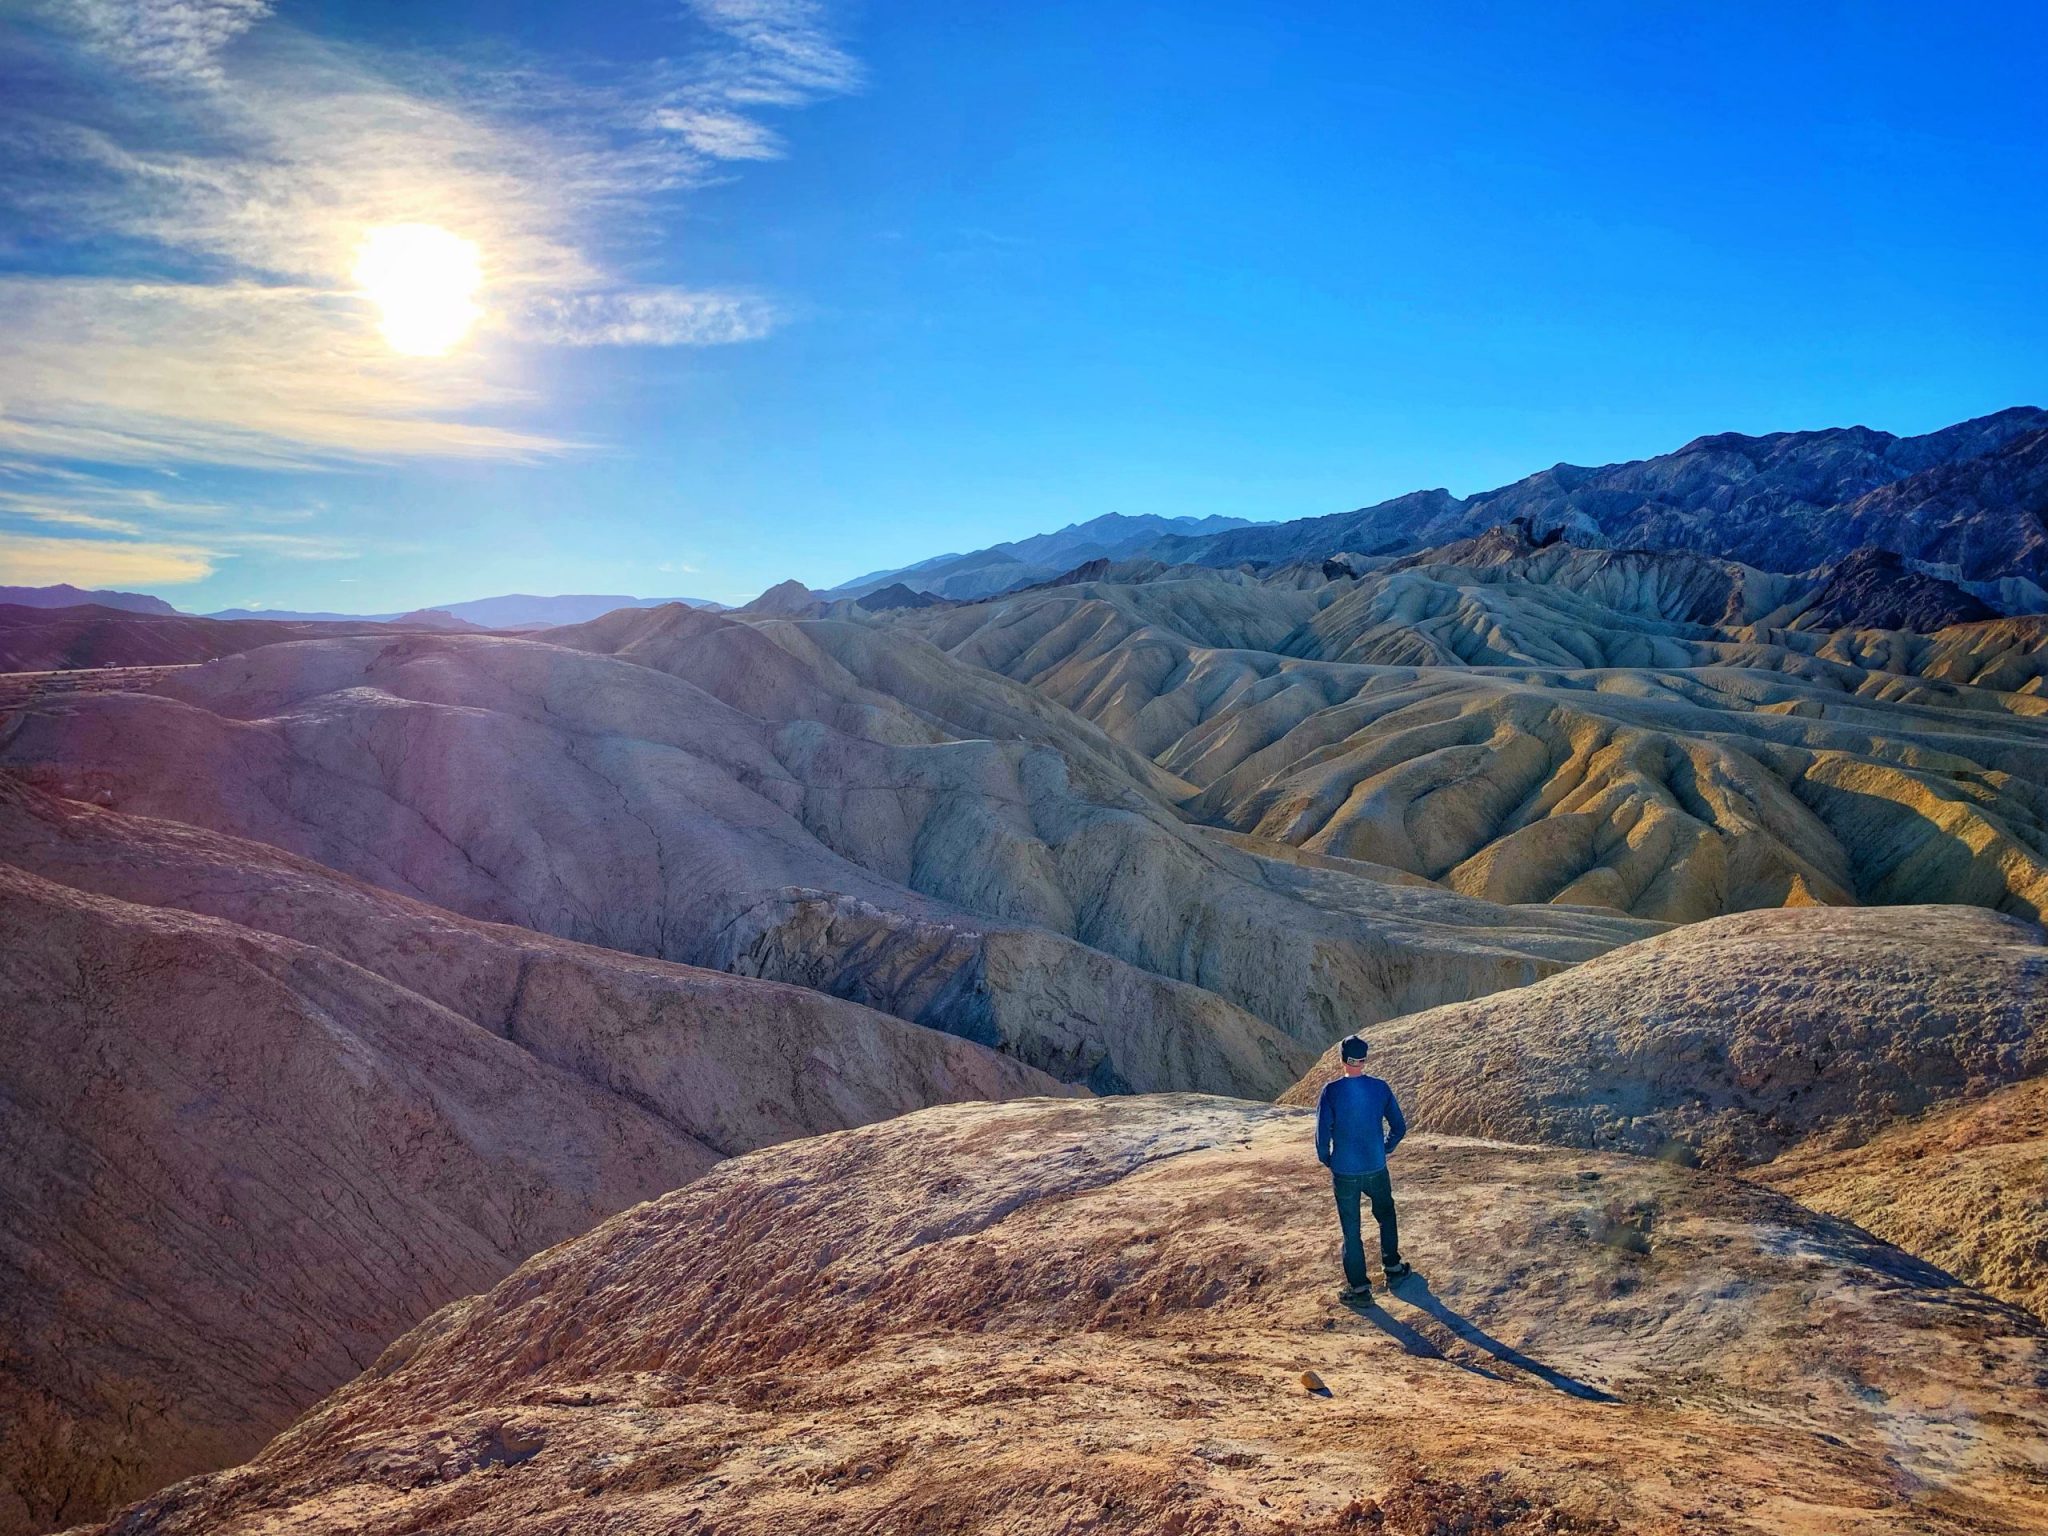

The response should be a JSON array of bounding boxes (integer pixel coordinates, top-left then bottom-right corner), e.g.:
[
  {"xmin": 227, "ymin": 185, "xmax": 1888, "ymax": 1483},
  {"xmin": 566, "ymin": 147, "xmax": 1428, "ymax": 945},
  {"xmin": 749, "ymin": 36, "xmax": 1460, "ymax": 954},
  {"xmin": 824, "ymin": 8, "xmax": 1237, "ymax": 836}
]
[{"xmin": 1, "ymin": 1, "xmax": 2043, "ymax": 611}]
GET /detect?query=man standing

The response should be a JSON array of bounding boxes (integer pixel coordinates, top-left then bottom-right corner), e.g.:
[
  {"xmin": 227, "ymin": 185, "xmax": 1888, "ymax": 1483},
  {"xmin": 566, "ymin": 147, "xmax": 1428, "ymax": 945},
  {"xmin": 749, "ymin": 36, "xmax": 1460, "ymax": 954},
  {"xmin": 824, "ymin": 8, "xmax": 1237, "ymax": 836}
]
[{"xmin": 1315, "ymin": 1035, "xmax": 1411, "ymax": 1305}]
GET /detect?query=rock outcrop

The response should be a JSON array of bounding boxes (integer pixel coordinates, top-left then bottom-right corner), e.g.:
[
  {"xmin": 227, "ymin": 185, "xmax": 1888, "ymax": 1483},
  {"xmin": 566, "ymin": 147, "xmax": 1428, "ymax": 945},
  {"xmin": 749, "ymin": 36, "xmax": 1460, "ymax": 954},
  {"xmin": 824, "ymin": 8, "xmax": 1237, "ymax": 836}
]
[
  {"xmin": 76, "ymin": 1097, "xmax": 2048, "ymax": 1535},
  {"xmin": 0, "ymin": 777, "xmax": 1061, "ymax": 1536},
  {"xmin": 1282, "ymin": 905, "xmax": 2046, "ymax": 1169},
  {"xmin": 737, "ymin": 578, "xmax": 825, "ymax": 617},
  {"xmin": 1770, "ymin": 545, "xmax": 1997, "ymax": 633},
  {"xmin": 853, "ymin": 581, "xmax": 942, "ymax": 611}
]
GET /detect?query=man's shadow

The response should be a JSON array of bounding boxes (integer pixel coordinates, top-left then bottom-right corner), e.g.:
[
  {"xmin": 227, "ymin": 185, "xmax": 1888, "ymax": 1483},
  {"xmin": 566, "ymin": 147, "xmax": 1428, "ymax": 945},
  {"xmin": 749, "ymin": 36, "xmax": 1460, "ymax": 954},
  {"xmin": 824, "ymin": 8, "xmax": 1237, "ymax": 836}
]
[{"xmin": 1348, "ymin": 1274, "xmax": 1617, "ymax": 1403}]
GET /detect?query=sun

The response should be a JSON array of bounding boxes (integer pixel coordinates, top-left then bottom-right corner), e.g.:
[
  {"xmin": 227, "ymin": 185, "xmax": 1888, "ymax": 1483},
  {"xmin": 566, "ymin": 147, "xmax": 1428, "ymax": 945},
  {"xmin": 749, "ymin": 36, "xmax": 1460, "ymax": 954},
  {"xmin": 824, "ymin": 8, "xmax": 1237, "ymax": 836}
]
[{"xmin": 353, "ymin": 224, "xmax": 483, "ymax": 357}]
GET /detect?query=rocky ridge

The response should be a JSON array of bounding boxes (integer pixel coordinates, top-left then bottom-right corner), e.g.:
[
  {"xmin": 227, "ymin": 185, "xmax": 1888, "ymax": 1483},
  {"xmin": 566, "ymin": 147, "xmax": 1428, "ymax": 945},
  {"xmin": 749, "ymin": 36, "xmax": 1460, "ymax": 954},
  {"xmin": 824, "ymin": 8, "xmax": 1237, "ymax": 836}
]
[{"xmin": 1282, "ymin": 905, "xmax": 2045, "ymax": 1168}]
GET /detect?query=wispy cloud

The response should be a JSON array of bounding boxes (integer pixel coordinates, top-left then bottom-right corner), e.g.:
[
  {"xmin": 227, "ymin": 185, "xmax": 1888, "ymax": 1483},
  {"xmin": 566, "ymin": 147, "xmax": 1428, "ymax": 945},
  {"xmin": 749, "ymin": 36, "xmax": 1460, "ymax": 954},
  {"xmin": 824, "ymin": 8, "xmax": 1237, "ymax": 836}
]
[
  {"xmin": 0, "ymin": 531, "xmax": 219, "ymax": 586},
  {"xmin": 684, "ymin": 0, "xmax": 863, "ymax": 108},
  {"xmin": 520, "ymin": 288, "xmax": 780, "ymax": 348},
  {"xmin": 2, "ymin": 504, "xmax": 143, "ymax": 534},
  {"xmin": 650, "ymin": 106, "xmax": 785, "ymax": 161},
  {"xmin": 0, "ymin": 0, "xmax": 858, "ymax": 497},
  {"xmin": 46, "ymin": 0, "xmax": 272, "ymax": 85},
  {"xmin": 0, "ymin": 463, "xmax": 361, "ymax": 587},
  {"xmin": 637, "ymin": 1, "xmax": 859, "ymax": 170}
]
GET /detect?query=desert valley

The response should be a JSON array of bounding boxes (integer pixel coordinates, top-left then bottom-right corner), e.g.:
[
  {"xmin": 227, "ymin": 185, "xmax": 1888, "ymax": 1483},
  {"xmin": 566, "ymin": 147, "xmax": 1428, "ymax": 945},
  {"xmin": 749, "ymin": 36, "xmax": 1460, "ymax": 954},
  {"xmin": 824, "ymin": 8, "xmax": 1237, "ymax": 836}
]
[{"xmin": 2, "ymin": 411, "xmax": 2045, "ymax": 1534}]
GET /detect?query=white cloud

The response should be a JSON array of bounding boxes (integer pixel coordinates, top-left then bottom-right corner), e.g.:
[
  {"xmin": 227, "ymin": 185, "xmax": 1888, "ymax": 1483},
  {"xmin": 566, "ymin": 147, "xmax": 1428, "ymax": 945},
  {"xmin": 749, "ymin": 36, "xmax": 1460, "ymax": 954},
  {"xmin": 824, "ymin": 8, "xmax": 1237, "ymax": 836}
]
[
  {"xmin": 519, "ymin": 288, "xmax": 779, "ymax": 348},
  {"xmin": 648, "ymin": 0, "xmax": 860, "ymax": 164},
  {"xmin": 0, "ymin": 4, "xmax": 858, "ymax": 476},
  {"xmin": 1, "ymin": 503, "xmax": 143, "ymax": 534},
  {"xmin": 44, "ymin": 0, "xmax": 272, "ymax": 84},
  {"xmin": 0, "ymin": 531, "xmax": 217, "ymax": 585},
  {"xmin": 207, "ymin": 529, "xmax": 355, "ymax": 559},
  {"xmin": 685, "ymin": 0, "xmax": 862, "ymax": 105},
  {"xmin": 650, "ymin": 106, "xmax": 784, "ymax": 161}
]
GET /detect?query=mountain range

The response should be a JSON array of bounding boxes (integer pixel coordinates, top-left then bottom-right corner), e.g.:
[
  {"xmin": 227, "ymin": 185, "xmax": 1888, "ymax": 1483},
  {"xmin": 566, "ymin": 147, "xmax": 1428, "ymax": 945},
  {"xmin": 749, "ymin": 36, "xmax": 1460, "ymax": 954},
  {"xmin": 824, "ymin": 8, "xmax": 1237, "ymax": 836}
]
[
  {"xmin": 833, "ymin": 407, "xmax": 2048, "ymax": 614},
  {"xmin": 0, "ymin": 583, "xmax": 178, "ymax": 615},
  {"xmin": 203, "ymin": 592, "xmax": 723, "ymax": 626},
  {"xmin": 828, "ymin": 511, "xmax": 1255, "ymax": 601}
]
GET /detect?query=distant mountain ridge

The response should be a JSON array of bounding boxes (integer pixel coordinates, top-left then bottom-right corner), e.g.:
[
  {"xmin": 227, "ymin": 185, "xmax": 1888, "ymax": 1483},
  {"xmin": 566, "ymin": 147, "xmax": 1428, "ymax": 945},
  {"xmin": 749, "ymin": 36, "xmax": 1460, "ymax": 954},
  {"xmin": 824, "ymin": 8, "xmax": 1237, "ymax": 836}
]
[
  {"xmin": 205, "ymin": 593, "xmax": 722, "ymax": 626},
  {"xmin": 822, "ymin": 409, "xmax": 2048, "ymax": 609},
  {"xmin": 829, "ymin": 512, "xmax": 1255, "ymax": 601},
  {"xmin": 0, "ymin": 584, "xmax": 175, "ymax": 615},
  {"xmin": 1159, "ymin": 406, "xmax": 2048, "ymax": 590}
]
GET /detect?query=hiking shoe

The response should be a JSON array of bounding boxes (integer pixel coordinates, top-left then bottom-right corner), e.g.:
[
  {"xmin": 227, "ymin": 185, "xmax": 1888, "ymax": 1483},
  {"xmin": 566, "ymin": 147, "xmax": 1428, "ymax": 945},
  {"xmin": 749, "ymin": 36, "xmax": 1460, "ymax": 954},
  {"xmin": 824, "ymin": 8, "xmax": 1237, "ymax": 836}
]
[
  {"xmin": 1383, "ymin": 1260, "xmax": 1413, "ymax": 1283},
  {"xmin": 1339, "ymin": 1283, "xmax": 1373, "ymax": 1306}
]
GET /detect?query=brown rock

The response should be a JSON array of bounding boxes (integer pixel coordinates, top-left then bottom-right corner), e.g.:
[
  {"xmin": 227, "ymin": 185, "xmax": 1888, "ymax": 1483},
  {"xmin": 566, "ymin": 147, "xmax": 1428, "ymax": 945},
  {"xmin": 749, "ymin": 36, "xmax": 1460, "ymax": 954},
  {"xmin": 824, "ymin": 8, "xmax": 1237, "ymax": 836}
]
[
  {"xmin": 0, "ymin": 779, "xmax": 1064, "ymax": 1536},
  {"xmin": 75, "ymin": 1097, "xmax": 2048, "ymax": 1535}
]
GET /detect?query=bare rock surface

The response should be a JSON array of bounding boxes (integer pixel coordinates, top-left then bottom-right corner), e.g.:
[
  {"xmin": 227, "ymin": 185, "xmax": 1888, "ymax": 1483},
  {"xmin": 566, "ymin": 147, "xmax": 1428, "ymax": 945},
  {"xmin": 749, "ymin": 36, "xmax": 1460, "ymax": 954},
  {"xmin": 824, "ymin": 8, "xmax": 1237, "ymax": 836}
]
[
  {"xmin": 0, "ymin": 779, "xmax": 1061, "ymax": 1536},
  {"xmin": 888, "ymin": 564, "xmax": 2048, "ymax": 923},
  {"xmin": 80, "ymin": 1097, "xmax": 2048, "ymax": 1535},
  {"xmin": 1760, "ymin": 1076, "xmax": 2048, "ymax": 1322},
  {"xmin": 0, "ymin": 776, "xmax": 1063, "ymax": 1156},
  {"xmin": 1283, "ymin": 906, "xmax": 2046, "ymax": 1168},
  {"xmin": 0, "ymin": 630, "xmax": 1646, "ymax": 1092},
  {"xmin": 0, "ymin": 864, "xmax": 702, "ymax": 1536}
]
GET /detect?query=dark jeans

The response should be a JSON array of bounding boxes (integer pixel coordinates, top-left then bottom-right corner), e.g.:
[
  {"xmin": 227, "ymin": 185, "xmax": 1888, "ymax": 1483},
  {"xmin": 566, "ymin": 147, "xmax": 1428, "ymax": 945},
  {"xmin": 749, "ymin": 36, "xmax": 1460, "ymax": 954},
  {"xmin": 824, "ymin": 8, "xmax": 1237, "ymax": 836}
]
[{"xmin": 1332, "ymin": 1169, "xmax": 1400, "ymax": 1289}]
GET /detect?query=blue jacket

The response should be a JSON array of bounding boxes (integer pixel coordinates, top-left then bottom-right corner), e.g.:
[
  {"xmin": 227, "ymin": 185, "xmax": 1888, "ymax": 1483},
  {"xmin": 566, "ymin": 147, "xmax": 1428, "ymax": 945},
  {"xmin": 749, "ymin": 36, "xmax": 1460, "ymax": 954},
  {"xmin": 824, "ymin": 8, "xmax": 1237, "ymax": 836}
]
[{"xmin": 1316, "ymin": 1073, "xmax": 1406, "ymax": 1175}]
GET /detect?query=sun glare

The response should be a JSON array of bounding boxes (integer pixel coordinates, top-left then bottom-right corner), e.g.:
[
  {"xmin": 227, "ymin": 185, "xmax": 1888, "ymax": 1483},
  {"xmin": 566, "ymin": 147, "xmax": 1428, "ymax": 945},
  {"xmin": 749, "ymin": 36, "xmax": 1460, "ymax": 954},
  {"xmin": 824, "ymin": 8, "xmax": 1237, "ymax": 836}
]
[{"xmin": 353, "ymin": 224, "xmax": 483, "ymax": 357}]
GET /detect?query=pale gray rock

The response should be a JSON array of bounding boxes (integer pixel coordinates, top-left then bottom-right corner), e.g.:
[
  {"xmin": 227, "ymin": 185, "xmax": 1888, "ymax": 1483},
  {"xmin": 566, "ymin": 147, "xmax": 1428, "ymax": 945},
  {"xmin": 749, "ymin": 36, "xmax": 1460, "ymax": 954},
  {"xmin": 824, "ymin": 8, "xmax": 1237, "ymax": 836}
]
[{"xmin": 1283, "ymin": 904, "xmax": 2047, "ymax": 1168}]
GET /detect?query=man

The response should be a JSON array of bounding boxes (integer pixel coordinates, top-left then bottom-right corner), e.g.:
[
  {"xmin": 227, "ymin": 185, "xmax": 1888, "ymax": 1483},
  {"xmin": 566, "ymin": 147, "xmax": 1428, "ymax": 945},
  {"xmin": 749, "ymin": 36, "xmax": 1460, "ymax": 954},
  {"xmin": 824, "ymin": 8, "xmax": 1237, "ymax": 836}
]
[{"xmin": 1315, "ymin": 1035, "xmax": 1410, "ymax": 1305}]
